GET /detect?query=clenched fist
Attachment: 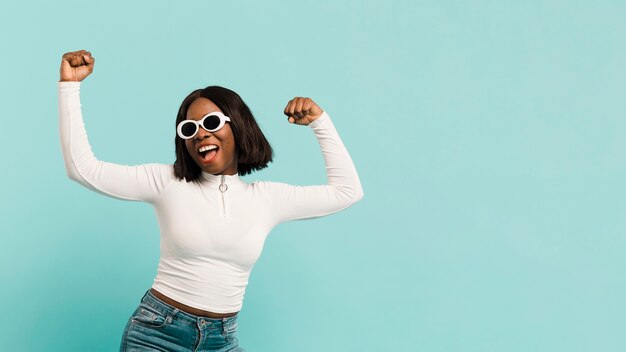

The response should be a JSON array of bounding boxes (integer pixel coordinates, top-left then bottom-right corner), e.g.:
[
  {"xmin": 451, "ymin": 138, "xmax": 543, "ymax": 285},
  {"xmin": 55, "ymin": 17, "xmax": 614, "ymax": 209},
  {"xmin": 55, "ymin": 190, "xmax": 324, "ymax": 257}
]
[
  {"xmin": 59, "ymin": 50, "xmax": 95, "ymax": 82},
  {"xmin": 283, "ymin": 97, "xmax": 323, "ymax": 126}
]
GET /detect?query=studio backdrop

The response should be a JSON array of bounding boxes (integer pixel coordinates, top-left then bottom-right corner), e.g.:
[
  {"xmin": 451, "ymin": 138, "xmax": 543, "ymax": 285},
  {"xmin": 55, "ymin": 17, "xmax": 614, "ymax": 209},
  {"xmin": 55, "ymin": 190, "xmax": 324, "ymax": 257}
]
[{"xmin": 1, "ymin": 1, "xmax": 625, "ymax": 351}]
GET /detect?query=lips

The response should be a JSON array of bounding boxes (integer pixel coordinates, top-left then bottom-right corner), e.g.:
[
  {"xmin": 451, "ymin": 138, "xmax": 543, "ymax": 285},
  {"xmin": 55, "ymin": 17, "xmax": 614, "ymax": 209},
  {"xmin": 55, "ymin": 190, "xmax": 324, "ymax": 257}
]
[{"xmin": 197, "ymin": 144, "xmax": 219, "ymax": 164}]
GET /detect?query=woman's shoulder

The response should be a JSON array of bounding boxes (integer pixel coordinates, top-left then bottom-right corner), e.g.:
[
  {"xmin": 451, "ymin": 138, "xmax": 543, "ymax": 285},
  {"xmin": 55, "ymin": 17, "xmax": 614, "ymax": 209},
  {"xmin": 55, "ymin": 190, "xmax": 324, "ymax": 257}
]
[
  {"xmin": 138, "ymin": 163, "xmax": 179, "ymax": 183},
  {"xmin": 246, "ymin": 179, "xmax": 293, "ymax": 193},
  {"xmin": 143, "ymin": 162, "xmax": 175, "ymax": 173}
]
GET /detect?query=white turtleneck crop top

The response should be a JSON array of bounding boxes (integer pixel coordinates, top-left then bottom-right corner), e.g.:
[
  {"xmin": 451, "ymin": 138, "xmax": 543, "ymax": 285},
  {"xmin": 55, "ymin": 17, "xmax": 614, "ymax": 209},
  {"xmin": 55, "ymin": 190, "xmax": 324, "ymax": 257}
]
[{"xmin": 58, "ymin": 81, "xmax": 364, "ymax": 313}]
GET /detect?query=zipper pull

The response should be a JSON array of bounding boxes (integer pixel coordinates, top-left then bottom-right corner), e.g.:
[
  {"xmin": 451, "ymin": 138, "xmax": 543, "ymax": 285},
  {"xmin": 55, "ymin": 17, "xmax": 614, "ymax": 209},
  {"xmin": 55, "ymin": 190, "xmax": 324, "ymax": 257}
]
[
  {"xmin": 219, "ymin": 174, "xmax": 228, "ymax": 193},
  {"xmin": 219, "ymin": 174, "xmax": 228, "ymax": 218}
]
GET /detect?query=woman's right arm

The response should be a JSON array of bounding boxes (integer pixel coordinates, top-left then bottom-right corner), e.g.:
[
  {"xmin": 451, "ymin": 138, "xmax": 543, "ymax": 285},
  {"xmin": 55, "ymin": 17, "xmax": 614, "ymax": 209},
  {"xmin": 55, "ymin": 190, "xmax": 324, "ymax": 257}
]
[{"xmin": 59, "ymin": 50, "xmax": 174, "ymax": 203}]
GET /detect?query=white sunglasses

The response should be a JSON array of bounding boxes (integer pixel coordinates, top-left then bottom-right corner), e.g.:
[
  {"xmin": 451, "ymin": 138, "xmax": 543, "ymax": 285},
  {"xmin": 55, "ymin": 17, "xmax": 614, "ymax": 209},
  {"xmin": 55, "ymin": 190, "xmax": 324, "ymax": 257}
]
[{"xmin": 177, "ymin": 111, "xmax": 231, "ymax": 139}]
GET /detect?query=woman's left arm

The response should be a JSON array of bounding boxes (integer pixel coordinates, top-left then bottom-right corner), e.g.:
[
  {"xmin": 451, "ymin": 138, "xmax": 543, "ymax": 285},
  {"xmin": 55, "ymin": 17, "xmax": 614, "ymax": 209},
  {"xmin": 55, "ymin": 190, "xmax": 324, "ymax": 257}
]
[{"xmin": 262, "ymin": 97, "xmax": 364, "ymax": 223}]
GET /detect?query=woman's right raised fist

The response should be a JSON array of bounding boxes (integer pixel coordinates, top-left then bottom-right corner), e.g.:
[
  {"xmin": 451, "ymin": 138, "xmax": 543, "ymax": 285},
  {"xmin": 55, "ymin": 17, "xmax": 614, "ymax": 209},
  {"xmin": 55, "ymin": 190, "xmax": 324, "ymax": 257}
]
[{"xmin": 60, "ymin": 50, "xmax": 95, "ymax": 82}]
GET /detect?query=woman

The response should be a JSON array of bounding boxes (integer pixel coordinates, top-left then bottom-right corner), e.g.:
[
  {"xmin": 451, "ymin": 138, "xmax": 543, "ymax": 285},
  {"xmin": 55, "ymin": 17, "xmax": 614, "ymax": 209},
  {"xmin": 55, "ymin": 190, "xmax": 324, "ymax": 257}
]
[{"xmin": 58, "ymin": 49, "xmax": 363, "ymax": 351}]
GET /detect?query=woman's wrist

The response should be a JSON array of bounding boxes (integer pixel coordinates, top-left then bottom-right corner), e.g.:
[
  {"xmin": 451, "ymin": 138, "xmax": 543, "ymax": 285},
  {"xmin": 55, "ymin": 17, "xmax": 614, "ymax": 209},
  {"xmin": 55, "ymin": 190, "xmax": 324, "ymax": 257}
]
[{"xmin": 307, "ymin": 110, "xmax": 329, "ymax": 129}]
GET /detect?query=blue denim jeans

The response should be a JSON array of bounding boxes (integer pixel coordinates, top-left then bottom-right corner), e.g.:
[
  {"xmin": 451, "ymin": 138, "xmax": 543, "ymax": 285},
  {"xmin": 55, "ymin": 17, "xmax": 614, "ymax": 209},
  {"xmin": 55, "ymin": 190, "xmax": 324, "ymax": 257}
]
[{"xmin": 120, "ymin": 289, "xmax": 245, "ymax": 351}]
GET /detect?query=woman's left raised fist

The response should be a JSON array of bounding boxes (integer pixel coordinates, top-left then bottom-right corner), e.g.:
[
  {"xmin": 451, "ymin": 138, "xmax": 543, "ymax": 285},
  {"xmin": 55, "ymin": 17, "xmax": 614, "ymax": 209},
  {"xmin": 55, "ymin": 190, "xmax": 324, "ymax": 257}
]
[{"xmin": 283, "ymin": 97, "xmax": 323, "ymax": 126}]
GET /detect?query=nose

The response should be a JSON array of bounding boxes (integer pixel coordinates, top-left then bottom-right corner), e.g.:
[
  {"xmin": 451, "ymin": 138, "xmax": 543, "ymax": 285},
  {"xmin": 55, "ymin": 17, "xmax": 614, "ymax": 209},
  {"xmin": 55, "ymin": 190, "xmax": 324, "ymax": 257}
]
[{"xmin": 194, "ymin": 126, "xmax": 212, "ymax": 140}]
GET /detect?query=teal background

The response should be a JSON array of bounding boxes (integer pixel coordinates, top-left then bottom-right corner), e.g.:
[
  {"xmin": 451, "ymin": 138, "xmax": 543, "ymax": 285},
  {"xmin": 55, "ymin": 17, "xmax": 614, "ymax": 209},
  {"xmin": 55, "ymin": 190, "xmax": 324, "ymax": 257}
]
[{"xmin": 1, "ymin": 1, "xmax": 625, "ymax": 351}]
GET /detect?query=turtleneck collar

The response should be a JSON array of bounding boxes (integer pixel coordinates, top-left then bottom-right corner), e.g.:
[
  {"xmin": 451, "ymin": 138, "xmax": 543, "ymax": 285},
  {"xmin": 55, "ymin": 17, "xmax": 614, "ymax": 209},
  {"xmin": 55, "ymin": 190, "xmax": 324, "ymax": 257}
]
[{"xmin": 200, "ymin": 170, "xmax": 244, "ymax": 187}]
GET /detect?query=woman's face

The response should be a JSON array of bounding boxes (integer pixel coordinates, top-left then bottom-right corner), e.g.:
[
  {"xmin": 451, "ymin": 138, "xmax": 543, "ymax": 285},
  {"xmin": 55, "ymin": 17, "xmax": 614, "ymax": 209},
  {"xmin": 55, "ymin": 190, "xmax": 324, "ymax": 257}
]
[{"xmin": 184, "ymin": 97, "xmax": 238, "ymax": 175}]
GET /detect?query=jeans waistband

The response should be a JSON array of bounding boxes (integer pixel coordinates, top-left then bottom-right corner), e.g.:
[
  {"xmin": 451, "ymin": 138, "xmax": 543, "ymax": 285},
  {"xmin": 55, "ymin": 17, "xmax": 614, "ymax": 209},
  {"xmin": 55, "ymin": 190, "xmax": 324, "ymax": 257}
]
[{"xmin": 140, "ymin": 289, "xmax": 238, "ymax": 326}]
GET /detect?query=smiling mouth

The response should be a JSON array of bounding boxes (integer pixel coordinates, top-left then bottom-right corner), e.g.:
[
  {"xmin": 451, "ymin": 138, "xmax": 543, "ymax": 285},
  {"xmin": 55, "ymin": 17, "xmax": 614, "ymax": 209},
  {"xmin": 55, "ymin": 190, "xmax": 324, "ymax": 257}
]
[{"xmin": 198, "ymin": 146, "xmax": 219, "ymax": 163}]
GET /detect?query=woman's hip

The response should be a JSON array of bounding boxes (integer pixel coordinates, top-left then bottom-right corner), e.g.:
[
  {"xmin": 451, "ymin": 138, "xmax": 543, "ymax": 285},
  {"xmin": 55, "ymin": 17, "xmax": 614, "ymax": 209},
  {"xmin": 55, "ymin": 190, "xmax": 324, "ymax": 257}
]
[{"xmin": 119, "ymin": 289, "xmax": 243, "ymax": 352}]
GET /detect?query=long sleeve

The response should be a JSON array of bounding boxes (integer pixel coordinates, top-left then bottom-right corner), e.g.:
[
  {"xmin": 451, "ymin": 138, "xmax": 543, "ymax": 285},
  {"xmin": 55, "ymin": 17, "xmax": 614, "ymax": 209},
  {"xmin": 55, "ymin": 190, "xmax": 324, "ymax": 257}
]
[
  {"xmin": 262, "ymin": 111, "xmax": 364, "ymax": 223},
  {"xmin": 58, "ymin": 81, "xmax": 174, "ymax": 203}
]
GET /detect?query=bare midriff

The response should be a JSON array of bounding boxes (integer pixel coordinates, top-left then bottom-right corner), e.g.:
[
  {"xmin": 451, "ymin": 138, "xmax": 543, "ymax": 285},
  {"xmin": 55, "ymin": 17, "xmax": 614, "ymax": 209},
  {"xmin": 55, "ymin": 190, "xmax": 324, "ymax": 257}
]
[{"xmin": 150, "ymin": 288, "xmax": 238, "ymax": 318}]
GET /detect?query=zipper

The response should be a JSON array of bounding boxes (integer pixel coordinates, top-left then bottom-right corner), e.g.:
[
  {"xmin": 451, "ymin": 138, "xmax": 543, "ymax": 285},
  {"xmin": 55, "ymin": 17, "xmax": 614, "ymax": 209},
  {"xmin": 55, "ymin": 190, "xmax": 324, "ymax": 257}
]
[{"xmin": 219, "ymin": 174, "xmax": 228, "ymax": 218}]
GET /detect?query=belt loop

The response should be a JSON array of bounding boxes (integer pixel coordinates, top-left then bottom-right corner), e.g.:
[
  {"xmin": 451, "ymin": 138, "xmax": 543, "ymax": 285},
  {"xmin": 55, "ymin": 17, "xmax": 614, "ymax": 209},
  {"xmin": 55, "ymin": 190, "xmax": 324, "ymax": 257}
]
[
  {"xmin": 141, "ymin": 289, "xmax": 150, "ymax": 301},
  {"xmin": 166, "ymin": 308, "xmax": 179, "ymax": 324}
]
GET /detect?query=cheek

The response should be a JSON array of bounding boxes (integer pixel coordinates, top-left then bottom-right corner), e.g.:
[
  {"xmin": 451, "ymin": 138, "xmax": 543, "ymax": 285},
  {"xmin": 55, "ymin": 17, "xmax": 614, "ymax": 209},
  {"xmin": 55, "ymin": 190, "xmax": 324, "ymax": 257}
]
[
  {"xmin": 227, "ymin": 137, "xmax": 236, "ymax": 152},
  {"xmin": 219, "ymin": 129, "xmax": 237, "ymax": 158}
]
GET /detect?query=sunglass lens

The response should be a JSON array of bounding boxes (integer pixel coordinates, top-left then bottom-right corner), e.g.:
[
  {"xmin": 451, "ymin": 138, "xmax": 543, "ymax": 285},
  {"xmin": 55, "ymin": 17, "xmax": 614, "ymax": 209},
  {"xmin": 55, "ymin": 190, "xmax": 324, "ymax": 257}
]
[
  {"xmin": 181, "ymin": 122, "xmax": 197, "ymax": 138},
  {"xmin": 202, "ymin": 114, "xmax": 221, "ymax": 131}
]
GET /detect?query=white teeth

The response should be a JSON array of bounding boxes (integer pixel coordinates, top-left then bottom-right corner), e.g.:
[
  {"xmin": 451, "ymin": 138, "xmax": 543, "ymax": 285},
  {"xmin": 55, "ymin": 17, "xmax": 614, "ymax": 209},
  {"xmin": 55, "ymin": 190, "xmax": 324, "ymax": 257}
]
[{"xmin": 198, "ymin": 145, "xmax": 218, "ymax": 153}]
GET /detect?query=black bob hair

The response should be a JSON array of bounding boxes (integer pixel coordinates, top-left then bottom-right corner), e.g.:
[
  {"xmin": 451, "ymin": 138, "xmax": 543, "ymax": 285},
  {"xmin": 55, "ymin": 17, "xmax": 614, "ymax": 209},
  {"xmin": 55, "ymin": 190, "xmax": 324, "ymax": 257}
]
[{"xmin": 173, "ymin": 86, "xmax": 273, "ymax": 181}]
